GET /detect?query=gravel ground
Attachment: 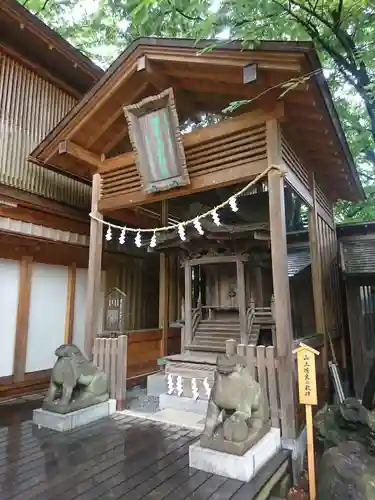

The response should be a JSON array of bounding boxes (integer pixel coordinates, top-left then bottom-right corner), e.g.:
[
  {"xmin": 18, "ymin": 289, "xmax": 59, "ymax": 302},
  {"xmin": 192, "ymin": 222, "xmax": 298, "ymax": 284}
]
[{"xmin": 125, "ymin": 386, "xmax": 160, "ymax": 414}]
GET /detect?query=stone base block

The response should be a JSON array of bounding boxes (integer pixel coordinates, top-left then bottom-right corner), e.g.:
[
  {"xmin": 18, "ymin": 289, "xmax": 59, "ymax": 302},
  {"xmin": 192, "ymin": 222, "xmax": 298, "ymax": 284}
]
[
  {"xmin": 33, "ymin": 399, "xmax": 117, "ymax": 432},
  {"xmin": 159, "ymin": 394, "xmax": 208, "ymax": 415},
  {"xmin": 189, "ymin": 427, "xmax": 281, "ymax": 482},
  {"xmin": 147, "ymin": 372, "xmax": 166, "ymax": 397}
]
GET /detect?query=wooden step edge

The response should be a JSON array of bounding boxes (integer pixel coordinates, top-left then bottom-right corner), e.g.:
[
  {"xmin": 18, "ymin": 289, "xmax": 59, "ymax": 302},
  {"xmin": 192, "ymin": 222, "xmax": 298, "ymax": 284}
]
[{"xmin": 246, "ymin": 450, "xmax": 291, "ymax": 500}]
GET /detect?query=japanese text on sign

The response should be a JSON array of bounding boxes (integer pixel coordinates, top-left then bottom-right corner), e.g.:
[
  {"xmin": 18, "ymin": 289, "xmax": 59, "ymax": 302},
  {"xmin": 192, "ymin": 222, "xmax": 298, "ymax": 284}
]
[{"xmin": 295, "ymin": 347, "xmax": 318, "ymax": 406}]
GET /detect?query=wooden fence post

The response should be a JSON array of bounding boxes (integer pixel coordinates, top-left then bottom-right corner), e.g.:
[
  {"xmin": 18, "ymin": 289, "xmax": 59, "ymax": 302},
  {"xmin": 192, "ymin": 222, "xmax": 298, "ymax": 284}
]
[{"xmin": 116, "ymin": 335, "xmax": 128, "ymax": 410}]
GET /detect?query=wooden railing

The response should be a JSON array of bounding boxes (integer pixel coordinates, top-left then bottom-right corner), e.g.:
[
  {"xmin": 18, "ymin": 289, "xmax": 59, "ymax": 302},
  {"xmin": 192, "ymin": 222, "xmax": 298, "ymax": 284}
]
[
  {"xmin": 231, "ymin": 340, "xmax": 280, "ymax": 429},
  {"xmin": 192, "ymin": 307, "xmax": 201, "ymax": 336},
  {"xmin": 93, "ymin": 335, "xmax": 128, "ymax": 410},
  {"xmin": 246, "ymin": 306, "xmax": 255, "ymax": 340}
]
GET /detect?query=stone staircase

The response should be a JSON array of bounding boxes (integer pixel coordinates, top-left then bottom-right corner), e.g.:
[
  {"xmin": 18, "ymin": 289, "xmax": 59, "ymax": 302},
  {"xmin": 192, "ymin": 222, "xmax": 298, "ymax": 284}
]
[
  {"xmin": 185, "ymin": 318, "xmax": 241, "ymax": 353},
  {"xmin": 248, "ymin": 307, "xmax": 275, "ymax": 346}
]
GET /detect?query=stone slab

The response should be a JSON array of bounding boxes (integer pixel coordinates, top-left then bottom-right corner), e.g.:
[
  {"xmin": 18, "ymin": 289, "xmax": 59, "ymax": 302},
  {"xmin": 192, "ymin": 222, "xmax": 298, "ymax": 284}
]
[
  {"xmin": 189, "ymin": 427, "xmax": 281, "ymax": 482},
  {"xmin": 119, "ymin": 408, "xmax": 205, "ymax": 431},
  {"xmin": 147, "ymin": 372, "xmax": 166, "ymax": 397},
  {"xmin": 33, "ymin": 399, "xmax": 117, "ymax": 432},
  {"xmin": 159, "ymin": 393, "xmax": 208, "ymax": 415}
]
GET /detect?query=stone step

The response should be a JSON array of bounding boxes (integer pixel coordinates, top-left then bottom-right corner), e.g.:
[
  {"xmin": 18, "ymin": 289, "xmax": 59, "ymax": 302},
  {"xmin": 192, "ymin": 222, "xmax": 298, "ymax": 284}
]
[
  {"xmin": 194, "ymin": 337, "xmax": 241, "ymax": 344},
  {"xmin": 195, "ymin": 326, "xmax": 240, "ymax": 335},
  {"xmin": 193, "ymin": 337, "xmax": 239, "ymax": 347},
  {"xmin": 198, "ymin": 322, "xmax": 240, "ymax": 327},
  {"xmin": 196, "ymin": 326, "xmax": 240, "ymax": 332},
  {"xmin": 186, "ymin": 344, "xmax": 226, "ymax": 353}
]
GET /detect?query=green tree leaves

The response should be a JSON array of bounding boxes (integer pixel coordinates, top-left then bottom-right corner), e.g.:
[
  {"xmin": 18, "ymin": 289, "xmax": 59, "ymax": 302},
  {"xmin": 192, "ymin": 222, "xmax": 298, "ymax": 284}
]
[{"xmin": 19, "ymin": 0, "xmax": 375, "ymax": 221}]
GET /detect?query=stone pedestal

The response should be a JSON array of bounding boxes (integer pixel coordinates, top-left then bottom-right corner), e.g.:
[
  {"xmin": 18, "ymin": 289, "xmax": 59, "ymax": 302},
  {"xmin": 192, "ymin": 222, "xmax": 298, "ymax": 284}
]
[
  {"xmin": 189, "ymin": 427, "xmax": 281, "ymax": 482},
  {"xmin": 33, "ymin": 399, "xmax": 117, "ymax": 432},
  {"xmin": 147, "ymin": 372, "xmax": 166, "ymax": 397}
]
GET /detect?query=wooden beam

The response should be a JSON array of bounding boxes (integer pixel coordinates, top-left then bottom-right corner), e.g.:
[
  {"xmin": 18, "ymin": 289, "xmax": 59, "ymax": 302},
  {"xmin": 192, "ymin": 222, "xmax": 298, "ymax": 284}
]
[
  {"xmin": 84, "ymin": 173, "xmax": 103, "ymax": 357},
  {"xmin": 58, "ymin": 140, "xmax": 100, "ymax": 169},
  {"xmin": 267, "ymin": 119, "xmax": 296, "ymax": 440},
  {"xmin": 0, "ymin": 204, "xmax": 89, "ymax": 235},
  {"xmin": 107, "ymin": 208, "xmax": 158, "ymax": 229},
  {"xmin": 236, "ymin": 258, "xmax": 247, "ymax": 344},
  {"xmin": 283, "ymin": 165, "xmax": 313, "ymax": 208},
  {"xmin": 146, "ymin": 52, "xmax": 301, "ymax": 72},
  {"xmin": 137, "ymin": 57, "xmax": 202, "ymax": 121},
  {"xmin": 159, "ymin": 200, "xmax": 169, "ymax": 357},
  {"xmin": 99, "ymin": 159, "xmax": 268, "ymax": 211},
  {"xmin": 0, "ymin": 184, "xmax": 89, "ymax": 223},
  {"xmin": 64, "ymin": 263, "xmax": 76, "ymax": 345},
  {"xmin": 308, "ymin": 172, "xmax": 329, "ymax": 393},
  {"xmin": 184, "ymin": 260, "xmax": 193, "ymax": 351},
  {"xmin": 13, "ymin": 256, "xmax": 33, "ymax": 382},
  {"xmin": 188, "ymin": 255, "xmax": 247, "ymax": 266},
  {"xmin": 85, "ymin": 82, "xmax": 149, "ymax": 149}
]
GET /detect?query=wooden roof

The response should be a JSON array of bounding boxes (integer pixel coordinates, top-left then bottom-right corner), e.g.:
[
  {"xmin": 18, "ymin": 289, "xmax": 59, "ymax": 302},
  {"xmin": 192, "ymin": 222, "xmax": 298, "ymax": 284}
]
[
  {"xmin": 0, "ymin": 0, "xmax": 102, "ymax": 98},
  {"xmin": 29, "ymin": 38, "xmax": 363, "ymax": 202},
  {"xmin": 340, "ymin": 238, "xmax": 375, "ymax": 276}
]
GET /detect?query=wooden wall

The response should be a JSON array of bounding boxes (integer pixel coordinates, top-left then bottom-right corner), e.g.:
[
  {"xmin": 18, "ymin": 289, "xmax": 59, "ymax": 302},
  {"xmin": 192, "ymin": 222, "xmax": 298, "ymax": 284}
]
[
  {"xmin": 105, "ymin": 254, "xmax": 159, "ymax": 331},
  {"xmin": 127, "ymin": 327, "xmax": 181, "ymax": 381},
  {"xmin": 0, "ymin": 246, "xmax": 160, "ymax": 398},
  {"xmin": 345, "ymin": 277, "xmax": 375, "ymax": 397},
  {"xmin": 0, "ymin": 50, "xmax": 90, "ymax": 207},
  {"xmin": 290, "ymin": 268, "xmax": 316, "ymax": 339},
  {"xmin": 281, "ymin": 129, "xmax": 344, "ymax": 405},
  {"xmin": 309, "ymin": 178, "xmax": 344, "ymax": 393}
]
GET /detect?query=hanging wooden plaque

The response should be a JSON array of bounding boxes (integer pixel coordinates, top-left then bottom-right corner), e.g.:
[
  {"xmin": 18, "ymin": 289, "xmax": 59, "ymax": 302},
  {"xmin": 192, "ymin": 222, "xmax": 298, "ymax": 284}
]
[
  {"xmin": 123, "ymin": 88, "xmax": 189, "ymax": 193},
  {"xmin": 103, "ymin": 287, "xmax": 127, "ymax": 335}
]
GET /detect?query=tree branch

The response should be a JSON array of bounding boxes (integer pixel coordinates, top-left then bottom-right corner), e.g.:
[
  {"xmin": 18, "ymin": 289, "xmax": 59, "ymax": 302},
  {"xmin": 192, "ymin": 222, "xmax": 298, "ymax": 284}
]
[
  {"xmin": 36, "ymin": 0, "xmax": 52, "ymax": 15},
  {"xmin": 283, "ymin": 0, "xmax": 359, "ymax": 70}
]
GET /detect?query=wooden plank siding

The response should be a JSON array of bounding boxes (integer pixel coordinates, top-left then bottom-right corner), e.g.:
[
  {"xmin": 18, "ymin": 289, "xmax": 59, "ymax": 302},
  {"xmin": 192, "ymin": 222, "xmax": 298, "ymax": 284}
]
[
  {"xmin": 0, "ymin": 51, "xmax": 90, "ymax": 207},
  {"xmin": 105, "ymin": 254, "xmax": 160, "ymax": 332},
  {"xmin": 98, "ymin": 113, "xmax": 269, "ymax": 210},
  {"xmin": 127, "ymin": 327, "xmax": 181, "ymax": 381},
  {"xmin": 309, "ymin": 173, "xmax": 344, "ymax": 395}
]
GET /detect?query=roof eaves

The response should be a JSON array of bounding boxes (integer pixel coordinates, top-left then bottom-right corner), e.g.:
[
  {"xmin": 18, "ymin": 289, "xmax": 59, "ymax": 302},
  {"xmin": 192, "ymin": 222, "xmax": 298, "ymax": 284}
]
[
  {"xmin": 29, "ymin": 38, "xmax": 146, "ymax": 161},
  {"xmin": 29, "ymin": 37, "xmax": 311, "ymax": 162},
  {"xmin": 1, "ymin": 0, "xmax": 102, "ymax": 80}
]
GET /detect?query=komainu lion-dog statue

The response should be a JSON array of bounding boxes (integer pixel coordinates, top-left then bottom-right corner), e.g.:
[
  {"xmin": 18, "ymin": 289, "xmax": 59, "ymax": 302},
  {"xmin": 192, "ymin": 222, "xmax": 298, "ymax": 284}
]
[
  {"xmin": 43, "ymin": 344, "xmax": 109, "ymax": 414},
  {"xmin": 201, "ymin": 348, "xmax": 270, "ymax": 455}
]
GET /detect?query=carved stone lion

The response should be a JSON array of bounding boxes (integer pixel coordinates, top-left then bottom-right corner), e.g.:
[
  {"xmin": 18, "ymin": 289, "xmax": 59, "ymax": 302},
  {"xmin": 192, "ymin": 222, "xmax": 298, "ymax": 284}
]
[
  {"xmin": 43, "ymin": 344, "xmax": 109, "ymax": 414},
  {"xmin": 201, "ymin": 351, "xmax": 270, "ymax": 455}
]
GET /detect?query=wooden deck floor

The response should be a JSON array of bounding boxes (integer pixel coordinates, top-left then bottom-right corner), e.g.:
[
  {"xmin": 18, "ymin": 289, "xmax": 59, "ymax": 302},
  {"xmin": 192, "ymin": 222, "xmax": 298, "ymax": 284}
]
[{"xmin": 0, "ymin": 410, "xmax": 283, "ymax": 500}]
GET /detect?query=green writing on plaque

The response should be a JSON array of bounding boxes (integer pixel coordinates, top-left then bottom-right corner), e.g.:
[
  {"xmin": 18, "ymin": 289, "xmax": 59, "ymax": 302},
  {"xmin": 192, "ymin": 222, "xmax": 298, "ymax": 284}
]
[{"xmin": 140, "ymin": 108, "xmax": 176, "ymax": 182}]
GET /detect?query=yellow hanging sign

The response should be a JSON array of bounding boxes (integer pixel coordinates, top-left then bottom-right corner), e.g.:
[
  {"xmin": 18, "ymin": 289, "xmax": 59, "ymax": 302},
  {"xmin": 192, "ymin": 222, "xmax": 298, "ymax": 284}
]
[{"xmin": 294, "ymin": 343, "xmax": 319, "ymax": 406}]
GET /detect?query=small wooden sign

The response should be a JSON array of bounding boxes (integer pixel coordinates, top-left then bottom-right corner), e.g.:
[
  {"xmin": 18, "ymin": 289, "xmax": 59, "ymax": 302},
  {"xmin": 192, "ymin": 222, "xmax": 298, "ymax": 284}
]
[
  {"xmin": 293, "ymin": 342, "xmax": 319, "ymax": 500},
  {"xmin": 103, "ymin": 288, "xmax": 127, "ymax": 335},
  {"xmin": 124, "ymin": 88, "xmax": 189, "ymax": 194},
  {"xmin": 295, "ymin": 343, "xmax": 319, "ymax": 406}
]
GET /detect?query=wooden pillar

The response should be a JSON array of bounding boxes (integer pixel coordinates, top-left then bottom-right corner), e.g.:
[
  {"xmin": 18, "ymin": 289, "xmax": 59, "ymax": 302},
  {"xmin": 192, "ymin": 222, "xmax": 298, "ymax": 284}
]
[
  {"xmin": 267, "ymin": 119, "xmax": 296, "ymax": 440},
  {"xmin": 236, "ymin": 258, "xmax": 247, "ymax": 344},
  {"xmin": 13, "ymin": 256, "xmax": 33, "ymax": 382},
  {"xmin": 308, "ymin": 173, "xmax": 329, "ymax": 391},
  {"xmin": 85, "ymin": 173, "xmax": 103, "ymax": 358},
  {"xmin": 184, "ymin": 261, "xmax": 192, "ymax": 348},
  {"xmin": 159, "ymin": 200, "xmax": 169, "ymax": 357},
  {"xmin": 345, "ymin": 281, "xmax": 363, "ymax": 397},
  {"xmin": 255, "ymin": 266, "xmax": 264, "ymax": 307},
  {"xmin": 64, "ymin": 263, "xmax": 76, "ymax": 345}
]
